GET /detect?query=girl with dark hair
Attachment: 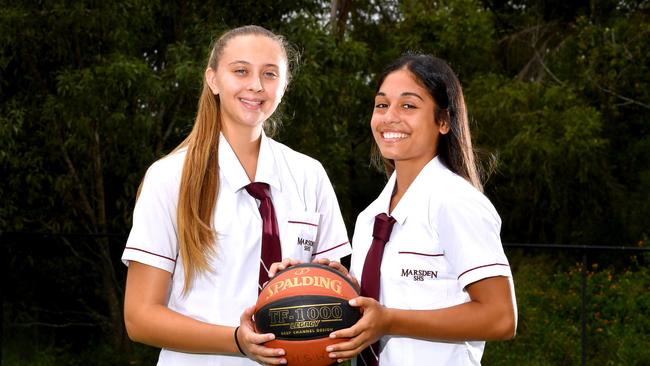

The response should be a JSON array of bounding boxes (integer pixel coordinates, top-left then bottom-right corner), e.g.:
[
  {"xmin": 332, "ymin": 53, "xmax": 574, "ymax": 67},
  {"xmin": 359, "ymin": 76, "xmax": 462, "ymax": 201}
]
[
  {"xmin": 327, "ymin": 54, "xmax": 517, "ymax": 365},
  {"xmin": 121, "ymin": 25, "xmax": 351, "ymax": 366}
]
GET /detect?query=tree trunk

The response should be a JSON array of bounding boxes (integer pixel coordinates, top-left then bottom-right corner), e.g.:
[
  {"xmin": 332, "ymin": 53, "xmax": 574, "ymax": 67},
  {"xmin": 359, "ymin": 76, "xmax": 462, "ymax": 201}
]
[
  {"xmin": 91, "ymin": 123, "xmax": 130, "ymax": 357},
  {"xmin": 330, "ymin": 0, "xmax": 351, "ymax": 39}
]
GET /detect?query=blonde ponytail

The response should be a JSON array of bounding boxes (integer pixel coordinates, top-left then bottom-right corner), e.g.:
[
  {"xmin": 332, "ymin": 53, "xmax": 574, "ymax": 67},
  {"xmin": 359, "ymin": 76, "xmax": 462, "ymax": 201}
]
[{"xmin": 173, "ymin": 25, "xmax": 295, "ymax": 292}]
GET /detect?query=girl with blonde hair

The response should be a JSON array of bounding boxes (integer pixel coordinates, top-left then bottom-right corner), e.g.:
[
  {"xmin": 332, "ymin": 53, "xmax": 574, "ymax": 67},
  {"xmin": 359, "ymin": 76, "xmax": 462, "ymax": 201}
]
[{"xmin": 122, "ymin": 25, "xmax": 351, "ymax": 366}]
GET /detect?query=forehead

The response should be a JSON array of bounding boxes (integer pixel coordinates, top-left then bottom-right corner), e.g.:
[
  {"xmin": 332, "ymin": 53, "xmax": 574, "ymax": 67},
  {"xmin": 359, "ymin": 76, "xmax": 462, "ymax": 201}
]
[
  {"xmin": 378, "ymin": 69, "xmax": 429, "ymax": 98},
  {"xmin": 219, "ymin": 34, "xmax": 287, "ymax": 68}
]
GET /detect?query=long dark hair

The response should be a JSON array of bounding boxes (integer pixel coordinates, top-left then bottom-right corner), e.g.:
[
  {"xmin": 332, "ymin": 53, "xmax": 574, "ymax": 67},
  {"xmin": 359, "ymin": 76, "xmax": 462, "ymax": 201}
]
[{"xmin": 371, "ymin": 54, "xmax": 482, "ymax": 191}]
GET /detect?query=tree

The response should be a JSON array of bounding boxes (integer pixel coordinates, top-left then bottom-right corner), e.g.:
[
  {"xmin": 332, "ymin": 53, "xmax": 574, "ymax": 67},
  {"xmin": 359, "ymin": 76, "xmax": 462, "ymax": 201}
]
[
  {"xmin": 467, "ymin": 75, "xmax": 617, "ymax": 243},
  {"xmin": 474, "ymin": 0, "xmax": 650, "ymax": 244},
  {"xmin": 1, "ymin": 0, "xmax": 648, "ymax": 363}
]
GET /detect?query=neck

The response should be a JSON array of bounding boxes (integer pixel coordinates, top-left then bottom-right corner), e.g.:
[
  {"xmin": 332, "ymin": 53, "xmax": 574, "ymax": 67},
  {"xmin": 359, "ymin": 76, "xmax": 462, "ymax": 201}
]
[
  {"xmin": 389, "ymin": 157, "xmax": 433, "ymax": 213},
  {"xmin": 222, "ymin": 123, "xmax": 263, "ymax": 182}
]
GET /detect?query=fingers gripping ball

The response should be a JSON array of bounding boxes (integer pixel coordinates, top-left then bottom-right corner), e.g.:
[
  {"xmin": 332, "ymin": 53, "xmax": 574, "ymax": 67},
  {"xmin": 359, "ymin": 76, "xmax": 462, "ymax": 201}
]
[{"xmin": 255, "ymin": 263, "xmax": 361, "ymax": 366}]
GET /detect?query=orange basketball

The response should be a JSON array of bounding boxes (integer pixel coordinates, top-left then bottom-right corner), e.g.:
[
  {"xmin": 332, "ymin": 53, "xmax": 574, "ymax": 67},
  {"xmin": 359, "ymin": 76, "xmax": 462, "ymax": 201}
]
[{"xmin": 254, "ymin": 263, "xmax": 361, "ymax": 366}]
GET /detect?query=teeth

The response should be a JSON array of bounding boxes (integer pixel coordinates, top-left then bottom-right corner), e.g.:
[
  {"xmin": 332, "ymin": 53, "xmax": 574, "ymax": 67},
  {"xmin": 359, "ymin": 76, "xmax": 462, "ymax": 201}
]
[
  {"xmin": 240, "ymin": 98, "xmax": 262, "ymax": 106},
  {"xmin": 382, "ymin": 131, "xmax": 408, "ymax": 139}
]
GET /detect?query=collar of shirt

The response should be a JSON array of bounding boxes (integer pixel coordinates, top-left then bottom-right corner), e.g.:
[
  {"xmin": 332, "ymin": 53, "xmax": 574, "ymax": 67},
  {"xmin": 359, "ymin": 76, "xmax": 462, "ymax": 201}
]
[
  {"xmin": 365, "ymin": 156, "xmax": 446, "ymax": 226},
  {"xmin": 218, "ymin": 132, "xmax": 282, "ymax": 193}
]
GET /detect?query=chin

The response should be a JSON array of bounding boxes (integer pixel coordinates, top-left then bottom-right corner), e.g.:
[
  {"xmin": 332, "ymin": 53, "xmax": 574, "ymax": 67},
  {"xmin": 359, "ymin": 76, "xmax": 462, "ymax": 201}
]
[
  {"xmin": 377, "ymin": 148, "xmax": 402, "ymax": 161},
  {"xmin": 238, "ymin": 115, "xmax": 268, "ymax": 127}
]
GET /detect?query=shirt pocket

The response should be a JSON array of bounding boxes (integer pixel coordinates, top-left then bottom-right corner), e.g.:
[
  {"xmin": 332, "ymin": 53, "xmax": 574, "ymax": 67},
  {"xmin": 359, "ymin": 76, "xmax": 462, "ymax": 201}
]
[
  {"xmin": 384, "ymin": 247, "xmax": 453, "ymax": 310},
  {"xmin": 281, "ymin": 211, "xmax": 321, "ymax": 263}
]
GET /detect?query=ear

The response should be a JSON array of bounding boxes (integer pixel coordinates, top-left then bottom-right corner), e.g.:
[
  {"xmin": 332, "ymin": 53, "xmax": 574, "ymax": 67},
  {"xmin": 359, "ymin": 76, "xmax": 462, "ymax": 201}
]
[
  {"xmin": 205, "ymin": 67, "xmax": 219, "ymax": 95},
  {"xmin": 439, "ymin": 119, "xmax": 450, "ymax": 135}
]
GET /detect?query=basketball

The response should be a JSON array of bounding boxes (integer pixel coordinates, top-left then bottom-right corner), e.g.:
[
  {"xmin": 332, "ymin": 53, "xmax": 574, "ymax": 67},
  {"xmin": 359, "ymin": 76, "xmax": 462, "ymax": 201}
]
[{"xmin": 254, "ymin": 263, "xmax": 361, "ymax": 366}]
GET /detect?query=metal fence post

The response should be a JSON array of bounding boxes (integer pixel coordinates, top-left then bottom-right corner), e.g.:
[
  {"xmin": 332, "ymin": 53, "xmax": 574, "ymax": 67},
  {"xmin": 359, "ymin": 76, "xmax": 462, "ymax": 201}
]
[{"xmin": 581, "ymin": 250, "xmax": 587, "ymax": 366}]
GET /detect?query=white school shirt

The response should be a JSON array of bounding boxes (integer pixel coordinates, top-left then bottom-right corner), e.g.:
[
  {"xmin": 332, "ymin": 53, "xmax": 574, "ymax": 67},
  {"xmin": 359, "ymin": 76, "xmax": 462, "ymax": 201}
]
[
  {"xmin": 350, "ymin": 157, "xmax": 517, "ymax": 366},
  {"xmin": 122, "ymin": 133, "xmax": 351, "ymax": 366}
]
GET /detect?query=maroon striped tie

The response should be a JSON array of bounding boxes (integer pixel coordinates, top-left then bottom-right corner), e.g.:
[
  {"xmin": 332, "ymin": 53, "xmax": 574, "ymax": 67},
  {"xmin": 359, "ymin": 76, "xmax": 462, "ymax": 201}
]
[
  {"xmin": 358, "ymin": 213, "xmax": 396, "ymax": 366},
  {"xmin": 245, "ymin": 182, "xmax": 282, "ymax": 292}
]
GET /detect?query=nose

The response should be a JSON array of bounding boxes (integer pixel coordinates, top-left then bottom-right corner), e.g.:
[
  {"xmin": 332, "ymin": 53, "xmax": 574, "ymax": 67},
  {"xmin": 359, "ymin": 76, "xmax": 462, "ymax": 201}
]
[
  {"xmin": 247, "ymin": 73, "xmax": 264, "ymax": 93},
  {"xmin": 382, "ymin": 105, "xmax": 399, "ymax": 124}
]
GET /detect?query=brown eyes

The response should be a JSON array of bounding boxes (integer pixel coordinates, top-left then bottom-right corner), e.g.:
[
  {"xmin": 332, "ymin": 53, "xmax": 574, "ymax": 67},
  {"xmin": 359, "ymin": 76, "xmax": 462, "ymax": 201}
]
[{"xmin": 374, "ymin": 102, "xmax": 417, "ymax": 109}]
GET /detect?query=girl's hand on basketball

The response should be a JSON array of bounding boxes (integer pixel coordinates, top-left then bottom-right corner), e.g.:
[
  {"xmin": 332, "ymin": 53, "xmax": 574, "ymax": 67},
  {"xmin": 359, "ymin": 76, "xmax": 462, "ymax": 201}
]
[
  {"xmin": 238, "ymin": 306, "xmax": 287, "ymax": 365},
  {"xmin": 325, "ymin": 296, "xmax": 389, "ymax": 362},
  {"xmin": 312, "ymin": 258, "xmax": 360, "ymax": 289},
  {"xmin": 268, "ymin": 258, "xmax": 301, "ymax": 278}
]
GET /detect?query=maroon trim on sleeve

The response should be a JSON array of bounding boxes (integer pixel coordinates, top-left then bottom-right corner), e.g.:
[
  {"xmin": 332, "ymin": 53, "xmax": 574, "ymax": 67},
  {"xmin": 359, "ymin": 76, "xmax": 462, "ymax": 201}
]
[
  {"xmin": 125, "ymin": 246, "xmax": 176, "ymax": 263},
  {"xmin": 312, "ymin": 241, "xmax": 350, "ymax": 256},
  {"xmin": 398, "ymin": 251, "xmax": 444, "ymax": 257},
  {"xmin": 457, "ymin": 263, "xmax": 509, "ymax": 280},
  {"xmin": 287, "ymin": 220, "xmax": 319, "ymax": 227}
]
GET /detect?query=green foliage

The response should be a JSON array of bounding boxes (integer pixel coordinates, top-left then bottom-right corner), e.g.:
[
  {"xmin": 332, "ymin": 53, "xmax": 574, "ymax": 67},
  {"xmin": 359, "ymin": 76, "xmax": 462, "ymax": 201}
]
[
  {"xmin": 0, "ymin": 0, "xmax": 159, "ymax": 233},
  {"xmin": 3, "ymin": 0, "xmax": 645, "ymax": 243},
  {"xmin": 1, "ymin": 0, "xmax": 649, "ymax": 363},
  {"xmin": 0, "ymin": 100, "xmax": 25, "ymax": 228},
  {"xmin": 484, "ymin": 253, "xmax": 650, "ymax": 365},
  {"xmin": 278, "ymin": 16, "xmax": 377, "ymax": 227},
  {"xmin": 559, "ymin": 14, "xmax": 650, "ymax": 243},
  {"xmin": 396, "ymin": 0, "xmax": 497, "ymax": 77},
  {"xmin": 467, "ymin": 75, "xmax": 619, "ymax": 244}
]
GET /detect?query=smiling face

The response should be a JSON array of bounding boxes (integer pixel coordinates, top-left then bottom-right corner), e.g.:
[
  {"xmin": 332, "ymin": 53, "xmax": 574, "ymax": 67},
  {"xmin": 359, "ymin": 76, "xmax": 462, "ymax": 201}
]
[
  {"xmin": 206, "ymin": 34, "xmax": 288, "ymax": 136},
  {"xmin": 371, "ymin": 68, "xmax": 449, "ymax": 172}
]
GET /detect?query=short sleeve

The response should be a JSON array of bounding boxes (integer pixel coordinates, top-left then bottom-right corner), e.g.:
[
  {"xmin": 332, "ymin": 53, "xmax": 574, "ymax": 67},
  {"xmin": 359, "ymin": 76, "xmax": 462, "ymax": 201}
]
[
  {"xmin": 437, "ymin": 192, "xmax": 511, "ymax": 289},
  {"xmin": 310, "ymin": 164, "xmax": 352, "ymax": 261},
  {"xmin": 121, "ymin": 158, "xmax": 181, "ymax": 273}
]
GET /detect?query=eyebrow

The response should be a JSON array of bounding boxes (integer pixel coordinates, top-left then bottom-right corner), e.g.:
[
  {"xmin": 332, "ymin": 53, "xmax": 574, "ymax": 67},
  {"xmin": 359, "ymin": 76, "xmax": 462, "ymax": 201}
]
[
  {"xmin": 376, "ymin": 91, "xmax": 424, "ymax": 101},
  {"xmin": 228, "ymin": 60, "xmax": 279, "ymax": 68}
]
